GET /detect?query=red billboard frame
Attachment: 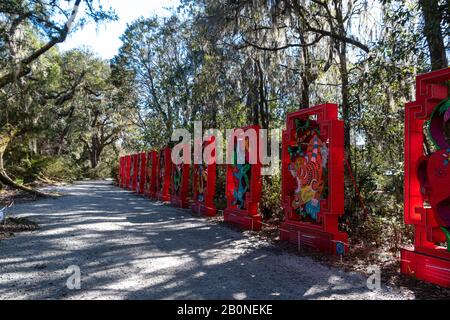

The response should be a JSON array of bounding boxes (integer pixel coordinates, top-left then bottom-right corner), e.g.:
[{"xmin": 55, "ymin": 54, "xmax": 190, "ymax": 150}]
[
  {"xmin": 401, "ymin": 68, "xmax": 450, "ymax": 288},
  {"xmin": 191, "ymin": 136, "xmax": 217, "ymax": 216},
  {"xmin": 155, "ymin": 147, "xmax": 172, "ymax": 202},
  {"xmin": 137, "ymin": 152, "xmax": 147, "ymax": 194},
  {"xmin": 280, "ymin": 103, "xmax": 347, "ymax": 255},
  {"xmin": 224, "ymin": 125, "xmax": 262, "ymax": 230},
  {"xmin": 170, "ymin": 161, "xmax": 190, "ymax": 208},
  {"xmin": 146, "ymin": 151, "xmax": 158, "ymax": 199}
]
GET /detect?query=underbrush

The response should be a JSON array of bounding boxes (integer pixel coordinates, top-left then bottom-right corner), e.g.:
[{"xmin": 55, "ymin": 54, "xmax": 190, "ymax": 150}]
[{"xmin": 8, "ymin": 155, "xmax": 82, "ymax": 183}]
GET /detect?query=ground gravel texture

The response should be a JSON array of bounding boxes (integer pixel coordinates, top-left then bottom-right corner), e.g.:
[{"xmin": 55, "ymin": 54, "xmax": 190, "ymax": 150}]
[{"xmin": 0, "ymin": 180, "xmax": 414, "ymax": 300}]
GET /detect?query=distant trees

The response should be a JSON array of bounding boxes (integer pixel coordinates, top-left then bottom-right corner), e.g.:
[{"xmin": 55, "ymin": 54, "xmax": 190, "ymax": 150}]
[
  {"xmin": 0, "ymin": 0, "xmax": 119, "ymax": 195},
  {"xmin": 112, "ymin": 0, "xmax": 447, "ymax": 240}
]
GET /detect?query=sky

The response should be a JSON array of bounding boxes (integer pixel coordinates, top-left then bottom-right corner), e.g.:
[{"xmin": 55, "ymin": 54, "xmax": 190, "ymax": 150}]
[{"xmin": 58, "ymin": 0, "xmax": 180, "ymax": 60}]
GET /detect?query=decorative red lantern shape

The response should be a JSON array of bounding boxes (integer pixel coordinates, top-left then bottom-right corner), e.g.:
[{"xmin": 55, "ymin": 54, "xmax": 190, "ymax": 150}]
[
  {"xmin": 137, "ymin": 152, "xmax": 147, "ymax": 194},
  {"xmin": 146, "ymin": 151, "xmax": 157, "ymax": 199},
  {"xmin": 155, "ymin": 147, "xmax": 172, "ymax": 202},
  {"xmin": 401, "ymin": 68, "xmax": 450, "ymax": 288},
  {"xmin": 191, "ymin": 136, "xmax": 217, "ymax": 216},
  {"xmin": 280, "ymin": 103, "xmax": 347, "ymax": 255},
  {"xmin": 170, "ymin": 159, "xmax": 190, "ymax": 208},
  {"xmin": 224, "ymin": 125, "xmax": 262, "ymax": 231}
]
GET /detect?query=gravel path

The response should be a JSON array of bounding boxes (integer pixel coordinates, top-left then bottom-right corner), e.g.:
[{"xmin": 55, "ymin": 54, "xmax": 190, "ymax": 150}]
[{"xmin": 0, "ymin": 180, "xmax": 412, "ymax": 300}]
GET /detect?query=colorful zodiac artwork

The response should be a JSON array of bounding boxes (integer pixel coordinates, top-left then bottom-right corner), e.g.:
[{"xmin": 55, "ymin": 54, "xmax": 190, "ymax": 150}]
[
  {"xmin": 138, "ymin": 152, "xmax": 147, "ymax": 194},
  {"xmin": 128, "ymin": 154, "xmax": 135, "ymax": 190},
  {"xmin": 401, "ymin": 68, "xmax": 450, "ymax": 288},
  {"xmin": 124, "ymin": 155, "xmax": 131, "ymax": 189},
  {"xmin": 146, "ymin": 151, "xmax": 157, "ymax": 199},
  {"xmin": 155, "ymin": 147, "xmax": 172, "ymax": 202},
  {"xmin": 192, "ymin": 136, "xmax": 217, "ymax": 216},
  {"xmin": 131, "ymin": 153, "xmax": 139, "ymax": 191},
  {"xmin": 224, "ymin": 125, "xmax": 262, "ymax": 230},
  {"xmin": 170, "ymin": 160, "xmax": 190, "ymax": 208},
  {"xmin": 287, "ymin": 118, "xmax": 327, "ymax": 221},
  {"xmin": 281, "ymin": 104, "xmax": 347, "ymax": 255},
  {"xmin": 135, "ymin": 153, "xmax": 142, "ymax": 193}
]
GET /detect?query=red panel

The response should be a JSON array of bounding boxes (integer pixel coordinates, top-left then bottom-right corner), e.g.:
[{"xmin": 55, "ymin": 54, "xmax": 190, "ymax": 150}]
[
  {"xmin": 192, "ymin": 136, "xmax": 217, "ymax": 216},
  {"xmin": 119, "ymin": 157, "xmax": 125, "ymax": 188},
  {"xmin": 131, "ymin": 153, "xmax": 139, "ymax": 191},
  {"xmin": 137, "ymin": 152, "xmax": 147, "ymax": 194},
  {"xmin": 145, "ymin": 151, "xmax": 158, "ymax": 199},
  {"xmin": 171, "ymin": 162, "xmax": 190, "ymax": 208},
  {"xmin": 224, "ymin": 125, "xmax": 262, "ymax": 231},
  {"xmin": 402, "ymin": 68, "xmax": 450, "ymax": 287},
  {"xmin": 125, "ymin": 155, "xmax": 132, "ymax": 190},
  {"xmin": 280, "ymin": 104, "xmax": 348, "ymax": 255},
  {"xmin": 155, "ymin": 147, "xmax": 172, "ymax": 202}
]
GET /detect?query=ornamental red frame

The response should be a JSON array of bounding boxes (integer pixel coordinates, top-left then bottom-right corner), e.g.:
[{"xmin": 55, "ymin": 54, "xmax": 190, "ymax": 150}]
[
  {"xmin": 130, "ymin": 153, "xmax": 139, "ymax": 191},
  {"xmin": 191, "ymin": 136, "xmax": 217, "ymax": 216},
  {"xmin": 224, "ymin": 125, "xmax": 262, "ymax": 231},
  {"xmin": 137, "ymin": 152, "xmax": 147, "ymax": 194},
  {"xmin": 155, "ymin": 147, "xmax": 172, "ymax": 202},
  {"xmin": 124, "ymin": 155, "xmax": 131, "ymax": 189},
  {"xmin": 280, "ymin": 103, "xmax": 347, "ymax": 255},
  {"xmin": 401, "ymin": 68, "xmax": 450, "ymax": 288},
  {"xmin": 119, "ymin": 156, "xmax": 125, "ymax": 188},
  {"xmin": 170, "ymin": 160, "xmax": 190, "ymax": 208},
  {"xmin": 146, "ymin": 151, "xmax": 158, "ymax": 199}
]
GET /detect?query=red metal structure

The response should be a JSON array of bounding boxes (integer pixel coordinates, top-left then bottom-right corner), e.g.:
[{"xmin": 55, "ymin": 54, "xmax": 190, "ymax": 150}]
[
  {"xmin": 127, "ymin": 154, "xmax": 134, "ymax": 190},
  {"xmin": 192, "ymin": 136, "xmax": 217, "ymax": 216},
  {"xmin": 119, "ymin": 156, "xmax": 125, "ymax": 188},
  {"xmin": 224, "ymin": 125, "xmax": 262, "ymax": 230},
  {"xmin": 130, "ymin": 153, "xmax": 139, "ymax": 191},
  {"xmin": 137, "ymin": 152, "xmax": 147, "ymax": 194},
  {"xmin": 170, "ymin": 161, "xmax": 190, "ymax": 208},
  {"xmin": 156, "ymin": 147, "xmax": 172, "ymax": 202},
  {"xmin": 146, "ymin": 151, "xmax": 158, "ymax": 199},
  {"xmin": 280, "ymin": 103, "xmax": 347, "ymax": 255},
  {"xmin": 124, "ymin": 155, "xmax": 131, "ymax": 189},
  {"xmin": 401, "ymin": 68, "xmax": 450, "ymax": 288}
]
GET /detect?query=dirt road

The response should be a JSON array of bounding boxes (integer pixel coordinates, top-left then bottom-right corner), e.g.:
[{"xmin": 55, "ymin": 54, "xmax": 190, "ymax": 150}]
[{"xmin": 0, "ymin": 181, "xmax": 412, "ymax": 300}]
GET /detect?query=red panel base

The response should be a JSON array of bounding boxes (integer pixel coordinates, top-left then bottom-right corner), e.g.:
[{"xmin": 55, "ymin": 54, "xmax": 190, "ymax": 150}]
[
  {"xmin": 224, "ymin": 208, "xmax": 262, "ymax": 231},
  {"xmin": 280, "ymin": 221, "xmax": 348, "ymax": 255},
  {"xmin": 156, "ymin": 192, "xmax": 170, "ymax": 202},
  {"xmin": 191, "ymin": 202, "xmax": 217, "ymax": 217},
  {"xmin": 170, "ymin": 195, "xmax": 189, "ymax": 209},
  {"xmin": 401, "ymin": 248, "xmax": 450, "ymax": 288}
]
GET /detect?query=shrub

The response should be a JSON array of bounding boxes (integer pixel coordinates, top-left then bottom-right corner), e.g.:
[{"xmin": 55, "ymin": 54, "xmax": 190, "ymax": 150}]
[
  {"xmin": 40, "ymin": 156, "xmax": 82, "ymax": 182},
  {"xmin": 260, "ymin": 172, "xmax": 283, "ymax": 220}
]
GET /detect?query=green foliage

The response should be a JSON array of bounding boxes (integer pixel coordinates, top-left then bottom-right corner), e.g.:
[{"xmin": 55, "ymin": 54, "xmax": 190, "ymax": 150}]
[
  {"xmin": 260, "ymin": 173, "xmax": 283, "ymax": 221},
  {"xmin": 41, "ymin": 156, "xmax": 82, "ymax": 182}
]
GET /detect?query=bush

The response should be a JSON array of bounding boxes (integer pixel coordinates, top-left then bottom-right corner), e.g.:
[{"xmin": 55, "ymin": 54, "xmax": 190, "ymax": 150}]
[
  {"xmin": 260, "ymin": 172, "xmax": 283, "ymax": 220},
  {"xmin": 86, "ymin": 157, "xmax": 118, "ymax": 180},
  {"xmin": 41, "ymin": 156, "xmax": 82, "ymax": 182},
  {"xmin": 7, "ymin": 155, "xmax": 82, "ymax": 183}
]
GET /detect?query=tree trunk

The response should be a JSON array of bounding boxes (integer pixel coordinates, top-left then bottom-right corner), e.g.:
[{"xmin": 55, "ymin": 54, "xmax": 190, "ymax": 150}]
[
  {"xmin": 335, "ymin": 0, "xmax": 355, "ymax": 216},
  {"xmin": 419, "ymin": 0, "xmax": 448, "ymax": 70}
]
